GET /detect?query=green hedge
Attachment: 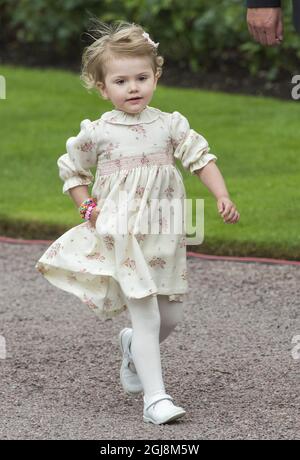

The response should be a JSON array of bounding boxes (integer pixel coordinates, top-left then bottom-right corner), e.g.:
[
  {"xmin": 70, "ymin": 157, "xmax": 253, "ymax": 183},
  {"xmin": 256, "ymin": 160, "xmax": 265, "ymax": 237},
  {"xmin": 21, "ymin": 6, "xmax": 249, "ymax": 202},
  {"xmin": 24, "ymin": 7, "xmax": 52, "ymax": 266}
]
[{"xmin": 1, "ymin": 0, "xmax": 300, "ymax": 81}]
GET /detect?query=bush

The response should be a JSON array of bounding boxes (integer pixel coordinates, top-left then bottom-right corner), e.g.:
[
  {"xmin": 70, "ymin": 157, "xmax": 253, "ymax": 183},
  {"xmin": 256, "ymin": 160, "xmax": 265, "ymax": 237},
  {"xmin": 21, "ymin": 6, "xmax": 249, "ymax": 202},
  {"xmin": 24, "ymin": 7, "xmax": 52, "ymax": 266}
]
[{"xmin": 1, "ymin": 0, "xmax": 300, "ymax": 81}]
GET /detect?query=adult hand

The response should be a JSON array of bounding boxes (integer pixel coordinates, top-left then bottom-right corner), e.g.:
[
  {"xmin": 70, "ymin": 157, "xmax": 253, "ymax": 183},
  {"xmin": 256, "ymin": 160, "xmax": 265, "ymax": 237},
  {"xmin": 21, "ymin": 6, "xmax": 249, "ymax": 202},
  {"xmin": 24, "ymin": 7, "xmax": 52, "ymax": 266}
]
[{"xmin": 247, "ymin": 7, "xmax": 283, "ymax": 46}]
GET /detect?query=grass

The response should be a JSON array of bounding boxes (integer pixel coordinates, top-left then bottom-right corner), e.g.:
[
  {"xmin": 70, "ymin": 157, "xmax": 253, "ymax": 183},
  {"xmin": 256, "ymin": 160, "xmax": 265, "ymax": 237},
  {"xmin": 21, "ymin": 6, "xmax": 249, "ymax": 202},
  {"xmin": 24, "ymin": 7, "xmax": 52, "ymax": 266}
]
[{"xmin": 0, "ymin": 64, "xmax": 300, "ymax": 259}]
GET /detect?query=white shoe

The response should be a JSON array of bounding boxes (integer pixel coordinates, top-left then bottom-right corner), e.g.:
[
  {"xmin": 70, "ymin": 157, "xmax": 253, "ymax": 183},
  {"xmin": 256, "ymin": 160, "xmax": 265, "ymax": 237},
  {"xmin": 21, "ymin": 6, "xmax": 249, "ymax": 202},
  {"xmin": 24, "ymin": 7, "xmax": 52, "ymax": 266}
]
[
  {"xmin": 143, "ymin": 393, "xmax": 186, "ymax": 425},
  {"xmin": 119, "ymin": 328, "xmax": 143, "ymax": 395}
]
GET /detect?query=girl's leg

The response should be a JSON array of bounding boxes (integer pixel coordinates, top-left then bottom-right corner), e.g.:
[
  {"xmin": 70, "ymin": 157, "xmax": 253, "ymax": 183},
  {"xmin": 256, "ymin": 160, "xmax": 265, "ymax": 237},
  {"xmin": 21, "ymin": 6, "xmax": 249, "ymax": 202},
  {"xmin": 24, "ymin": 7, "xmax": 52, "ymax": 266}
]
[
  {"xmin": 127, "ymin": 295, "xmax": 183, "ymax": 368},
  {"xmin": 157, "ymin": 295, "xmax": 184, "ymax": 343},
  {"xmin": 125, "ymin": 294, "xmax": 184, "ymax": 400},
  {"xmin": 125, "ymin": 294, "xmax": 166, "ymax": 399}
]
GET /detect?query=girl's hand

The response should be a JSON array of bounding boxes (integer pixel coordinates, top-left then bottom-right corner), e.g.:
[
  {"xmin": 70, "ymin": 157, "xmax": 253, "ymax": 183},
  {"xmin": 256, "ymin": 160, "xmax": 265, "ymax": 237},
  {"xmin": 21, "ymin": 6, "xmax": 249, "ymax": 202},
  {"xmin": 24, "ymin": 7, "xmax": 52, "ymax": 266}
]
[
  {"xmin": 89, "ymin": 206, "xmax": 100, "ymax": 228},
  {"xmin": 217, "ymin": 196, "xmax": 240, "ymax": 224}
]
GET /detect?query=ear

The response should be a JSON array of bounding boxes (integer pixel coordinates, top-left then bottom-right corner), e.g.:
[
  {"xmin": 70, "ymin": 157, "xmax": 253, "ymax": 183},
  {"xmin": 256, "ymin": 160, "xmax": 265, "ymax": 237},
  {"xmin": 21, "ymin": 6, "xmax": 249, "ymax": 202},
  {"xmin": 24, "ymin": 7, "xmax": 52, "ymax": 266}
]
[
  {"xmin": 155, "ymin": 69, "xmax": 161, "ymax": 84},
  {"xmin": 153, "ymin": 72, "xmax": 159, "ymax": 91},
  {"xmin": 96, "ymin": 81, "xmax": 108, "ymax": 100}
]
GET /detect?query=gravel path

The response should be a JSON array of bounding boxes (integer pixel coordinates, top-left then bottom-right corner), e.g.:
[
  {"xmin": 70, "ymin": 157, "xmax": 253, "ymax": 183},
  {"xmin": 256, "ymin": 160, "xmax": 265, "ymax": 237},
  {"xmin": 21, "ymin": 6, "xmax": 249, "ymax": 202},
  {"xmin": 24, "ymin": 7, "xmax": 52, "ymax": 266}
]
[{"xmin": 0, "ymin": 241, "xmax": 300, "ymax": 440}]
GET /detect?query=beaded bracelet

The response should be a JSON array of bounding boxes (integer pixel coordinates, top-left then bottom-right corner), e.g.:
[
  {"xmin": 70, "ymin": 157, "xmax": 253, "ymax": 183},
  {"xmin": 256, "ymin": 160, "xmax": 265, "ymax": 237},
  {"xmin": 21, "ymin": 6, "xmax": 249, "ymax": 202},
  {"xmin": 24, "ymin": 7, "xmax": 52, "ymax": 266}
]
[
  {"xmin": 78, "ymin": 198, "xmax": 97, "ymax": 220},
  {"xmin": 85, "ymin": 204, "xmax": 96, "ymax": 220},
  {"xmin": 82, "ymin": 202, "xmax": 97, "ymax": 221},
  {"xmin": 79, "ymin": 202, "xmax": 96, "ymax": 220},
  {"xmin": 79, "ymin": 199, "xmax": 92, "ymax": 219}
]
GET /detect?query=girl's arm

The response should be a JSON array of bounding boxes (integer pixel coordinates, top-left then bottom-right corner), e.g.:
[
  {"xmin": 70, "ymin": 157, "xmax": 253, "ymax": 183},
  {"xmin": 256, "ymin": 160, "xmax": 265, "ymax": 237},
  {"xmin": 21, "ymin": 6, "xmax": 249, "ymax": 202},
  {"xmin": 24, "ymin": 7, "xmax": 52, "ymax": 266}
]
[
  {"xmin": 195, "ymin": 160, "xmax": 229, "ymax": 199},
  {"xmin": 68, "ymin": 184, "xmax": 90, "ymax": 207},
  {"xmin": 195, "ymin": 160, "xmax": 240, "ymax": 224}
]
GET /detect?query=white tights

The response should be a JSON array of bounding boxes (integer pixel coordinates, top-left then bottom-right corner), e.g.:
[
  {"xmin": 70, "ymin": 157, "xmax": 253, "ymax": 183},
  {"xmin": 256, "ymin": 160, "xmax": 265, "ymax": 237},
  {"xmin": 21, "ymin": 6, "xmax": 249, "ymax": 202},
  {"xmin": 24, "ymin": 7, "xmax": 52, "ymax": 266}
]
[{"xmin": 125, "ymin": 294, "xmax": 184, "ymax": 400}]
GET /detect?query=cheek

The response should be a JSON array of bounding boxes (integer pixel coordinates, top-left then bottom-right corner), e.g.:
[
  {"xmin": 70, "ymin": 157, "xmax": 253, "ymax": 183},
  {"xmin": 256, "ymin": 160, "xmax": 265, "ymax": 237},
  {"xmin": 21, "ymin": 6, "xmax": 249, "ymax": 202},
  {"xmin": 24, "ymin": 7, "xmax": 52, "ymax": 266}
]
[
  {"xmin": 106, "ymin": 86, "xmax": 120, "ymax": 101},
  {"xmin": 113, "ymin": 85, "xmax": 125, "ymax": 96},
  {"xmin": 114, "ymin": 89, "xmax": 126, "ymax": 102},
  {"xmin": 146, "ymin": 81, "xmax": 156, "ymax": 93}
]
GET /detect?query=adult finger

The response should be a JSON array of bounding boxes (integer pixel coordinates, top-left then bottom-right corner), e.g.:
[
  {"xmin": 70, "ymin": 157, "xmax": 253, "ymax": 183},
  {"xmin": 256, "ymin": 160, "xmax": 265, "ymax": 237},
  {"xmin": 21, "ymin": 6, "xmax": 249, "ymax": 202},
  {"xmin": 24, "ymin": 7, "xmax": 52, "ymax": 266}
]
[
  {"xmin": 276, "ymin": 13, "xmax": 283, "ymax": 41},
  {"xmin": 256, "ymin": 26, "xmax": 269, "ymax": 45},
  {"xmin": 250, "ymin": 24, "xmax": 262, "ymax": 43},
  {"xmin": 265, "ymin": 27, "xmax": 277, "ymax": 46},
  {"xmin": 247, "ymin": 22, "xmax": 256, "ymax": 41}
]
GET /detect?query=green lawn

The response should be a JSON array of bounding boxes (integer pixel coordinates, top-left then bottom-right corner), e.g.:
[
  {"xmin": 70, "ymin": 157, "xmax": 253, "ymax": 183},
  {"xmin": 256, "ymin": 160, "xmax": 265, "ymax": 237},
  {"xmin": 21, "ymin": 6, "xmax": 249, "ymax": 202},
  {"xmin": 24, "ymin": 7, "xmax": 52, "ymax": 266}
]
[{"xmin": 1, "ymin": 64, "xmax": 300, "ymax": 259}]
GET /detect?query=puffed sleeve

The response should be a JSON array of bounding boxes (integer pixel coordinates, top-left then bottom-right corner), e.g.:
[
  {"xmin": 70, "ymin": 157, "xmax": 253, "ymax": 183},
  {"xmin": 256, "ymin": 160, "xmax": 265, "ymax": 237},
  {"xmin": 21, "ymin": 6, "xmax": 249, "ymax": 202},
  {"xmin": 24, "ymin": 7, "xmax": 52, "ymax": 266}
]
[
  {"xmin": 57, "ymin": 119, "xmax": 98, "ymax": 195},
  {"xmin": 170, "ymin": 111, "xmax": 217, "ymax": 175}
]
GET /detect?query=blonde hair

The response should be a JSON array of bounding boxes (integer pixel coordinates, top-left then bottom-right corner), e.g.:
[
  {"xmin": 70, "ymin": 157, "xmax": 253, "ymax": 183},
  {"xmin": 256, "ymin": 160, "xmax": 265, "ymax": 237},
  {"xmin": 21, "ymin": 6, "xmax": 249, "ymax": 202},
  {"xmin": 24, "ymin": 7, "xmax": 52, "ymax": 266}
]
[{"xmin": 80, "ymin": 19, "xmax": 164, "ymax": 91}]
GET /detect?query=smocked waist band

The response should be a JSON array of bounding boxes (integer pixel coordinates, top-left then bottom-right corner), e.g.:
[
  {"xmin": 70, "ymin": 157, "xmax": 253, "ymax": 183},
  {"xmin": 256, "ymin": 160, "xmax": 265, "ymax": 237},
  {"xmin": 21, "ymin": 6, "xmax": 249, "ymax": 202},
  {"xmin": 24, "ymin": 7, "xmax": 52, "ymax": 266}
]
[{"xmin": 96, "ymin": 152, "xmax": 175, "ymax": 176}]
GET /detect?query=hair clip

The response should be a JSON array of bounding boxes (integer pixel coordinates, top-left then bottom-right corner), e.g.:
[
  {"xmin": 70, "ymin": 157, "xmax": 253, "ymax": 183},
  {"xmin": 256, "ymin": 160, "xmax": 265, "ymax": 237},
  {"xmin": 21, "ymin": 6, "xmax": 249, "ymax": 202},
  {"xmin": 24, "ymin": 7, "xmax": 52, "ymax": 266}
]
[{"xmin": 142, "ymin": 31, "xmax": 159, "ymax": 49}]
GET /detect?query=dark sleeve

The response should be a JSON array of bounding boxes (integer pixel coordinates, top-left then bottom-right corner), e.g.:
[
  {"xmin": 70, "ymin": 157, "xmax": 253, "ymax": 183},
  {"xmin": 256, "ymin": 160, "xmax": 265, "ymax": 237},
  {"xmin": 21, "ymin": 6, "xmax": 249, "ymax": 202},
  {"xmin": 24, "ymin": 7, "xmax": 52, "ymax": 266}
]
[{"xmin": 246, "ymin": 0, "xmax": 281, "ymax": 6}]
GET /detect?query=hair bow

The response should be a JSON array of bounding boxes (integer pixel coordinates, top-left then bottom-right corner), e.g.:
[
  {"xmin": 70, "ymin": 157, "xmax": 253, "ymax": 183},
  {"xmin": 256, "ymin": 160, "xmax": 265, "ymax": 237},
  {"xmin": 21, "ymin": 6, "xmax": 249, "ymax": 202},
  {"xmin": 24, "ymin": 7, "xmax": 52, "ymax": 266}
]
[{"xmin": 142, "ymin": 32, "xmax": 159, "ymax": 49}]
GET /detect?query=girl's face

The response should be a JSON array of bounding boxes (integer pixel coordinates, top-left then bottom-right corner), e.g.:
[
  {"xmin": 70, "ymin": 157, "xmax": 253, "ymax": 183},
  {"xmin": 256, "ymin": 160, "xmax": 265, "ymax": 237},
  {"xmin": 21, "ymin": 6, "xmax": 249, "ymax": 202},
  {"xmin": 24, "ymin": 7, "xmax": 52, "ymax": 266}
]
[{"xmin": 97, "ymin": 55, "xmax": 159, "ymax": 114}]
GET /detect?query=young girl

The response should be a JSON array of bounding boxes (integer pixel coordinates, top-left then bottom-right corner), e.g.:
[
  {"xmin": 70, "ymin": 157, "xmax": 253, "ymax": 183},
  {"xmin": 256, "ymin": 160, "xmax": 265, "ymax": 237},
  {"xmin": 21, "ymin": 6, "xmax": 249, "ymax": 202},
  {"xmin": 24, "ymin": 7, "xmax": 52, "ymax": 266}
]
[{"xmin": 35, "ymin": 20, "xmax": 240, "ymax": 425}]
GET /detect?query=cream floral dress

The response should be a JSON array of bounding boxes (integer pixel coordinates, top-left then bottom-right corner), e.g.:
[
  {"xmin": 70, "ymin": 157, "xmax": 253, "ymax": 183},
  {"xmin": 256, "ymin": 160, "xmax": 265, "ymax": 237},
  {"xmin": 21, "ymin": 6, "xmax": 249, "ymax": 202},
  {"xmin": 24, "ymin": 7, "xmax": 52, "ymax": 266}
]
[{"xmin": 35, "ymin": 106, "xmax": 217, "ymax": 319}]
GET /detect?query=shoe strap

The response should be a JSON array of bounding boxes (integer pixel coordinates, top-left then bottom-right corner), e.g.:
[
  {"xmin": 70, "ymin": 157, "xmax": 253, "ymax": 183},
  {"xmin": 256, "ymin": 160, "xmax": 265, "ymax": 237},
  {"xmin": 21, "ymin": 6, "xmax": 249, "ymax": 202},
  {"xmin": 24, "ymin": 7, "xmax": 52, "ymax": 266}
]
[
  {"xmin": 128, "ymin": 338, "xmax": 134, "ymax": 361},
  {"xmin": 125, "ymin": 347, "xmax": 134, "ymax": 364},
  {"xmin": 144, "ymin": 393, "xmax": 174, "ymax": 411},
  {"xmin": 121, "ymin": 329, "xmax": 134, "ymax": 362}
]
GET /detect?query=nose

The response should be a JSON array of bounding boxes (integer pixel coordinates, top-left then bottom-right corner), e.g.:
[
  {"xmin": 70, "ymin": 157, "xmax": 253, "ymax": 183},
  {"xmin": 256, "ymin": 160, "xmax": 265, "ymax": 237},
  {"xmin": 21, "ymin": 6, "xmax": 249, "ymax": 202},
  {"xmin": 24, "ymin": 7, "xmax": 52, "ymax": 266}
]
[{"xmin": 128, "ymin": 80, "xmax": 138, "ymax": 92}]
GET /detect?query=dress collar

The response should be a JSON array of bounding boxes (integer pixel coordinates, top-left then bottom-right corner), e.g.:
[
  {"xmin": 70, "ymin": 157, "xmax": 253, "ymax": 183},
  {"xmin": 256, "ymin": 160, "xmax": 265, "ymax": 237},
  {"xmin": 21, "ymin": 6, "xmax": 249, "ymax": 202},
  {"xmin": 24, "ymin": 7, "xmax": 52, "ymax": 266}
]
[{"xmin": 100, "ymin": 105, "xmax": 161, "ymax": 125}]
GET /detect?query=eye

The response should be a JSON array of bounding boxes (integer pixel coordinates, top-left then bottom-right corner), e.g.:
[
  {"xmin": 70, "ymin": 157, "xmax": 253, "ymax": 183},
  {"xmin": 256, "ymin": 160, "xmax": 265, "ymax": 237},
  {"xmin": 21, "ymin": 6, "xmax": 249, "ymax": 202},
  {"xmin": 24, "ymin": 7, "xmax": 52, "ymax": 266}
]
[
  {"xmin": 115, "ymin": 80, "xmax": 125, "ymax": 85},
  {"xmin": 139, "ymin": 76, "xmax": 148, "ymax": 81}
]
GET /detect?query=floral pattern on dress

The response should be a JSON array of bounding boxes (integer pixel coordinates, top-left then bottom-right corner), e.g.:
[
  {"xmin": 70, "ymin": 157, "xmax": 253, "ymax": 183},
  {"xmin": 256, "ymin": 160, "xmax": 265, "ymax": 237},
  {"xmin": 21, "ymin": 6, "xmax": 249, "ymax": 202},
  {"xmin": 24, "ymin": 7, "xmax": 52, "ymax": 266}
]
[
  {"xmin": 36, "ymin": 262, "xmax": 50, "ymax": 275},
  {"xmin": 159, "ymin": 216, "xmax": 169, "ymax": 232},
  {"xmin": 78, "ymin": 141, "xmax": 96, "ymax": 153},
  {"xmin": 181, "ymin": 269, "xmax": 188, "ymax": 280},
  {"xmin": 135, "ymin": 232, "xmax": 147, "ymax": 243},
  {"xmin": 135, "ymin": 185, "xmax": 145, "ymax": 198},
  {"xmin": 165, "ymin": 136, "xmax": 173, "ymax": 151},
  {"xmin": 83, "ymin": 293, "xmax": 97, "ymax": 309},
  {"xmin": 164, "ymin": 185, "xmax": 174, "ymax": 200},
  {"xmin": 123, "ymin": 257, "xmax": 136, "ymax": 270},
  {"xmin": 46, "ymin": 243, "xmax": 62, "ymax": 259},
  {"xmin": 172, "ymin": 130, "xmax": 186, "ymax": 149},
  {"xmin": 129, "ymin": 124, "xmax": 147, "ymax": 138},
  {"xmin": 101, "ymin": 142, "xmax": 120, "ymax": 160},
  {"xmin": 148, "ymin": 257, "xmax": 167, "ymax": 269},
  {"xmin": 103, "ymin": 235, "xmax": 115, "ymax": 250},
  {"xmin": 140, "ymin": 153, "xmax": 150, "ymax": 166},
  {"xmin": 86, "ymin": 252, "xmax": 106, "ymax": 262}
]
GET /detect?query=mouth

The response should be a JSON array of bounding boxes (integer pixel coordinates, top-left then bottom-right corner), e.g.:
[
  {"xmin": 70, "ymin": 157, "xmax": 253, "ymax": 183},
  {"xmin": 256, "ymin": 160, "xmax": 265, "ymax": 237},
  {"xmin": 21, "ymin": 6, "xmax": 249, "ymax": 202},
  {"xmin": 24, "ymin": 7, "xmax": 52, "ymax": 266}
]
[{"xmin": 126, "ymin": 97, "xmax": 143, "ymax": 102}]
